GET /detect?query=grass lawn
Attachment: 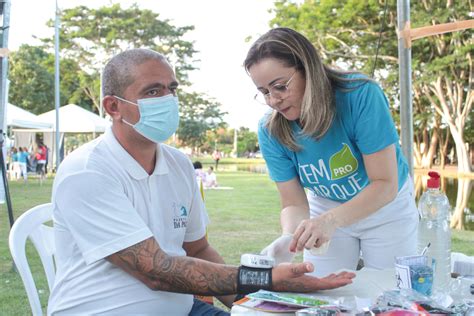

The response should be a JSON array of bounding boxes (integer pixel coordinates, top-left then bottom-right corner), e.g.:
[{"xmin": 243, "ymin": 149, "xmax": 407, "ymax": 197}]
[{"xmin": 0, "ymin": 172, "xmax": 472, "ymax": 315}]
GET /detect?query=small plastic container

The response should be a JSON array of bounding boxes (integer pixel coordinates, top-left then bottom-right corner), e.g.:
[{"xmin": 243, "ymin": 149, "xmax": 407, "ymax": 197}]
[{"xmin": 395, "ymin": 255, "xmax": 434, "ymax": 296}]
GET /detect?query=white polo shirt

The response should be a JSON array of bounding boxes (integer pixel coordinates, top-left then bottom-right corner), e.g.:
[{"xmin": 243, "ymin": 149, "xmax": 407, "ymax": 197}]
[{"xmin": 48, "ymin": 128, "xmax": 209, "ymax": 315}]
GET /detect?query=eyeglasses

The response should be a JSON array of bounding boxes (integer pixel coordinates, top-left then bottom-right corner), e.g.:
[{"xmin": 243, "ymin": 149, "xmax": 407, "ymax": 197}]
[{"xmin": 254, "ymin": 71, "xmax": 297, "ymax": 105}]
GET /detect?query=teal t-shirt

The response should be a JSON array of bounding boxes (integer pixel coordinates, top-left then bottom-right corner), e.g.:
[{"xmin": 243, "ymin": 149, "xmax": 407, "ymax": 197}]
[
  {"xmin": 19, "ymin": 151, "xmax": 29, "ymax": 164},
  {"xmin": 258, "ymin": 79, "xmax": 408, "ymax": 202}
]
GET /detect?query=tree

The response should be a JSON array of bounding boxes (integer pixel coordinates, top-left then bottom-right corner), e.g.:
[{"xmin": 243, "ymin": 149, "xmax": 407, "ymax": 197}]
[
  {"xmin": 237, "ymin": 127, "xmax": 259, "ymax": 157},
  {"xmin": 8, "ymin": 45, "xmax": 54, "ymax": 114},
  {"xmin": 43, "ymin": 3, "xmax": 197, "ymax": 112},
  {"xmin": 270, "ymin": 0, "xmax": 472, "ymax": 174},
  {"xmin": 9, "ymin": 44, "xmax": 91, "ymax": 114},
  {"xmin": 416, "ymin": 2, "xmax": 473, "ymax": 174},
  {"xmin": 41, "ymin": 3, "xmax": 227, "ymax": 139},
  {"xmin": 177, "ymin": 92, "xmax": 227, "ymax": 151}
]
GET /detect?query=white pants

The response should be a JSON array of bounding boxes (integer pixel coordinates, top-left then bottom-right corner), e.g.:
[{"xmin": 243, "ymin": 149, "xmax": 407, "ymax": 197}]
[
  {"xmin": 304, "ymin": 177, "xmax": 419, "ymax": 277},
  {"xmin": 19, "ymin": 162, "xmax": 27, "ymax": 180}
]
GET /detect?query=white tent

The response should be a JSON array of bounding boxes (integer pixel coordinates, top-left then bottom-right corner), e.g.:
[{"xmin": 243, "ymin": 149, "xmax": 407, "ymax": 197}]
[
  {"xmin": 6, "ymin": 103, "xmax": 52, "ymax": 129},
  {"xmin": 37, "ymin": 104, "xmax": 110, "ymax": 133},
  {"xmin": 12, "ymin": 104, "xmax": 110, "ymax": 170}
]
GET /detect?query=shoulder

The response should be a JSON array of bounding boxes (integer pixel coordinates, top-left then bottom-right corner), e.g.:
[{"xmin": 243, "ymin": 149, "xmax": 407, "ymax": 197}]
[
  {"xmin": 335, "ymin": 75, "xmax": 383, "ymax": 98},
  {"xmin": 161, "ymin": 143, "xmax": 190, "ymax": 160},
  {"xmin": 257, "ymin": 111, "xmax": 273, "ymax": 139},
  {"xmin": 160, "ymin": 144, "xmax": 194, "ymax": 171},
  {"xmin": 55, "ymin": 136, "xmax": 106, "ymax": 181},
  {"xmin": 334, "ymin": 76, "xmax": 387, "ymax": 113}
]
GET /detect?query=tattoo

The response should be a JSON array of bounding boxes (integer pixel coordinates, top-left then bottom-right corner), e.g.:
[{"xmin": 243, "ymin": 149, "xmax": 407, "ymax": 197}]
[{"xmin": 110, "ymin": 238, "xmax": 238, "ymax": 296}]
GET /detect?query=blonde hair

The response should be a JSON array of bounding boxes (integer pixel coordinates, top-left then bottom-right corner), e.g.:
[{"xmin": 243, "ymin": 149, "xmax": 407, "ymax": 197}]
[{"xmin": 244, "ymin": 28, "xmax": 369, "ymax": 151}]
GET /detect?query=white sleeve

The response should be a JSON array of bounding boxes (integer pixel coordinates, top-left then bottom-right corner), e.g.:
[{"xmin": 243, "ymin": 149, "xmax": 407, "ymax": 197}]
[{"xmin": 54, "ymin": 171, "xmax": 153, "ymax": 265}]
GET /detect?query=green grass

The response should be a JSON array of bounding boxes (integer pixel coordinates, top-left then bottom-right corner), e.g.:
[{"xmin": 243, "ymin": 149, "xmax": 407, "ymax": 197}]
[
  {"xmin": 0, "ymin": 177, "xmax": 53, "ymax": 316},
  {"xmin": 0, "ymin": 172, "xmax": 472, "ymax": 315},
  {"xmin": 191, "ymin": 157, "xmax": 265, "ymax": 166}
]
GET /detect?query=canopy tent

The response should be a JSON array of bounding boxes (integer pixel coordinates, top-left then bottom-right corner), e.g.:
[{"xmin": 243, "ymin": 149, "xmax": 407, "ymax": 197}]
[
  {"xmin": 5, "ymin": 103, "xmax": 52, "ymax": 130},
  {"xmin": 12, "ymin": 104, "xmax": 110, "ymax": 170},
  {"xmin": 37, "ymin": 103, "xmax": 110, "ymax": 133}
]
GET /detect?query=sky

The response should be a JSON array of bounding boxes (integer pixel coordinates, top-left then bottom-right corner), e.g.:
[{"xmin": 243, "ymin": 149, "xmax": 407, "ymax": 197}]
[{"xmin": 9, "ymin": 0, "xmax": 276, "ymax": 131}]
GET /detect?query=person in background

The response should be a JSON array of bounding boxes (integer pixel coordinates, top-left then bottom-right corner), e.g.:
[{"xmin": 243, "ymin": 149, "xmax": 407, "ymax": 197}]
[
  {"xmin": 204, "ymin": 166, "xmax": 218, "ymax": 188},
  {"xmin": 212, "ymin": 149, "xmax": 221, "ymax": 171},
  {"xmin": 44, "ymin": 144, "xmax": 49, "ymax": 174},
  {"xmin": 193, "ymin": 160, "xmax": 207, "ymax": 188},
  {"xmin": 48, "ymin": 48, "xmax": 355, "ymax": 315},
  {"xmin": 35, "ymin": 142, "xmax": 47, "ymax": 183},
  {"xmin": 10, "ymin": 147, "xmax": 20, "ymax": 180},
  {"xmin": 244, "ymin": 27, "xmax": 418, "ymax": 277},
  {"xmin": 18, "ymin": 147, "xmax": 29, "ymax": 182}
]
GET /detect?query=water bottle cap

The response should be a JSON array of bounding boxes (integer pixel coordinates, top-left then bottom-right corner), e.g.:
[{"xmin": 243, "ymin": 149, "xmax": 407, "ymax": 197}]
[{"xmin": 427, "ymin": 171, "xmax": 440, "ymax": 188}]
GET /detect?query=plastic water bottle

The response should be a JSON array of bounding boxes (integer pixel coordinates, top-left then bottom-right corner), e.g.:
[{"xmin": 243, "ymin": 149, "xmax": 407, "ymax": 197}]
[{"xmin": 417, "ymin": 171, "xmax": 452, "ymax": 293}]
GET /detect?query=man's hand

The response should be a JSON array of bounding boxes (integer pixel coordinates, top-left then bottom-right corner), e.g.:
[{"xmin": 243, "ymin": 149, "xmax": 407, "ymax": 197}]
[
  {"xmin": 272, "ymin": 262, "xmax": 355, "ymax": 292},
  {"xmin": 260, "ymin": 234, "xmax": 295, "ymax": 265}
]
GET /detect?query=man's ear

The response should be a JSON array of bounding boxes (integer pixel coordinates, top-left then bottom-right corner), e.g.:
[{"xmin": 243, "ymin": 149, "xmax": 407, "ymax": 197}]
[{"xmin": 102, "ymin": 95, "xmax": 121, "ymax": 120}]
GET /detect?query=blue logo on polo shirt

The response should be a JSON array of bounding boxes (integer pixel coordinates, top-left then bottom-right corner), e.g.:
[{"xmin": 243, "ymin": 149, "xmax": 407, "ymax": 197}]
[{"xmin": 173, "ymin": 202, "xmax": 188, "ymax": 229}]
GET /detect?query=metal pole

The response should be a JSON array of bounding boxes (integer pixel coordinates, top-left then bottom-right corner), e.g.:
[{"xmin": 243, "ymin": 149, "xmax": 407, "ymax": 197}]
[
  {"xmin": 397, "ymin": 0, "xmax": 414, "ymax": 176},
  {"xmin": 0, "ymin": 0, "xmax": 10, "ymax": 133},
  {"xmin": 0, "ymin": 0, "xmax": 14, "ymax": 227},
  {"xmin": 54, "ymin": 0, "xmax": 60, "ymax": 171}
]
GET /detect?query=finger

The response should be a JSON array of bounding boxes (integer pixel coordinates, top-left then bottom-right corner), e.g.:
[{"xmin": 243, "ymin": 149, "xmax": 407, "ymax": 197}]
[
  {"xmin": 335, "ymin": 271, "xmax": 356, "ymax": 279},
  {"xmin": 314, "ymin": 237, "xmax": 328, "ymax": 248},
  {"xmin": 289, "ymin": 262, "xmax": 314, "ymax": 276},
  {"xmin": 289, "ymin": 224, "xmax": 305, "ymax": 252},
  {"xmin": 296, "ymin": 229, "xmax": 313, "ymax": 252},
  {"xmin": 323, "ymin": 271, "xmax": 355, "ymax": 281},
  {"xmin": 319, "ymin": 272, "xmax": 356, "ymax": 288},
  {"xmin": 305, "ymin": 234, "xmax": 319, "ymax": 250},
  {"xmin": 317, "ymin": 276, "xmax": 353, "ymax": 289}
]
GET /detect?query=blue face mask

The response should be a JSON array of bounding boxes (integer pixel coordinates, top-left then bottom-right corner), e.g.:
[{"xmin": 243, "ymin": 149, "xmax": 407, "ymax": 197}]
[{"xmin": 115, "ymin": 94, "xmax": 180, "ymax": 143}]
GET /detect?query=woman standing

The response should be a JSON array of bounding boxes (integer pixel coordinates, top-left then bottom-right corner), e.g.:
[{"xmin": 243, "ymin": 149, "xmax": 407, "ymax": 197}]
[{"xmin": 244, "ymin": 27, "xmax": 418, "ymax": 277}]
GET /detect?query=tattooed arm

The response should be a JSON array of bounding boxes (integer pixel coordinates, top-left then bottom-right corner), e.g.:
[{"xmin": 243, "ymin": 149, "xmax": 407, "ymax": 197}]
[
  {"xmin": 183, "ymin": 236, "xmax": 236, "ymax": 307},
  {"xmin": 107, "ymin": 236, "xmax": 355, "ymax": 296},
  {"xmin": 107, "ymin": 236, "xmax": 237, "ymax": 296}
]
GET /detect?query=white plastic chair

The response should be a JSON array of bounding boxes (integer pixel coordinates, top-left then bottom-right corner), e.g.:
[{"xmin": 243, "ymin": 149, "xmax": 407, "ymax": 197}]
[{"xmin": 9, "ymin": 203, "xmax": 55, "ymax": 316}]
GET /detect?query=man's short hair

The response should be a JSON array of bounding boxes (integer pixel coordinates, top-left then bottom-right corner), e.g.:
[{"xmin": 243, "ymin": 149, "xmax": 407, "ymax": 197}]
[{"xmin": 102, "ymin": 48, "xmax": 166, "ymax": 97}]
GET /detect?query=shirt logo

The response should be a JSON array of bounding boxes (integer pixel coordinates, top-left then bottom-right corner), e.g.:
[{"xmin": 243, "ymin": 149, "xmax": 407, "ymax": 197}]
[
  {"xmin": 298, "ymin": 143, "xmax": 364, "ymax": 201},
  {"xmin": 172, "ymin": 202, "xmax": 188, "ymax": 229},
  {"xmin": 329, "ymin": 143, "xmax": 358, "ymax": 180}
]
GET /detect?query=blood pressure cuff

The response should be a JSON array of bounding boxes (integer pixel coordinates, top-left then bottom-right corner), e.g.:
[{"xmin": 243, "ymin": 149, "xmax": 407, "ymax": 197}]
[{"xmin": 237, "ymin": 265, "xmax": 272, "ymax": 294}]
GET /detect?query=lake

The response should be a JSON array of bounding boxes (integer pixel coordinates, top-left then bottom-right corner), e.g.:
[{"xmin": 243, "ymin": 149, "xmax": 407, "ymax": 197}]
[{"xmin": 216, "ymin": 164, "xmax": 474, "ymax": 231}]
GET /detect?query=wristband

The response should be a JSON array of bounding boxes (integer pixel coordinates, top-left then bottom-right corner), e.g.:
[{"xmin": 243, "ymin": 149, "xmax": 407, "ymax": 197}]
[{"xmin": 237, "ymin": 265, "xmax": 272, "ymax": 294}]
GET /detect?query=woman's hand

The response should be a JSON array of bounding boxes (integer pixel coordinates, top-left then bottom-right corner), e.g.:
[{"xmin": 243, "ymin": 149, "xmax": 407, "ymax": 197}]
[
  {"xmin": 260, "ymin": 234, "xmax": 296, "ymax": 265},
  {"xmin": 289, "ymin": 212, "xmax": 338, "ymax": 253}
]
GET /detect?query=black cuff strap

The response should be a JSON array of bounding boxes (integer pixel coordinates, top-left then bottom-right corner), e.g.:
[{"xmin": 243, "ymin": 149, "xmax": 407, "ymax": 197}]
[{"xmin": 237, "ymin": 265, "xmax": 272, "ymax": 294}]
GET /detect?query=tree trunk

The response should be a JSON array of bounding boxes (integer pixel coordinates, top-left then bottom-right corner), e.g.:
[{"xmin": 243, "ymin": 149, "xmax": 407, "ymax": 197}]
[
  {"xmin": 450, "ymin": 178, "xmax": 472, "ymax": 230},
  {"xmin": 421, "ymin": 129, "xmax": 438, "ymax": 168},
  {"xmin": 83, "ymin": 86, "xmax": 100, "ymax": 115},
  {"xmin": 453, "ymin": 137, "xmax": 471, "ymax": 174},
  {"xmin": 424, "ymin": 77, "xmax": 473, "ymax": 174},
  {"xmin": 439, "ymin": 128, "xmax": 450, "ymax": 169},
  {"xmin": 413, "ymin": 139, "xmax": 422, "ymax": 168}
]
